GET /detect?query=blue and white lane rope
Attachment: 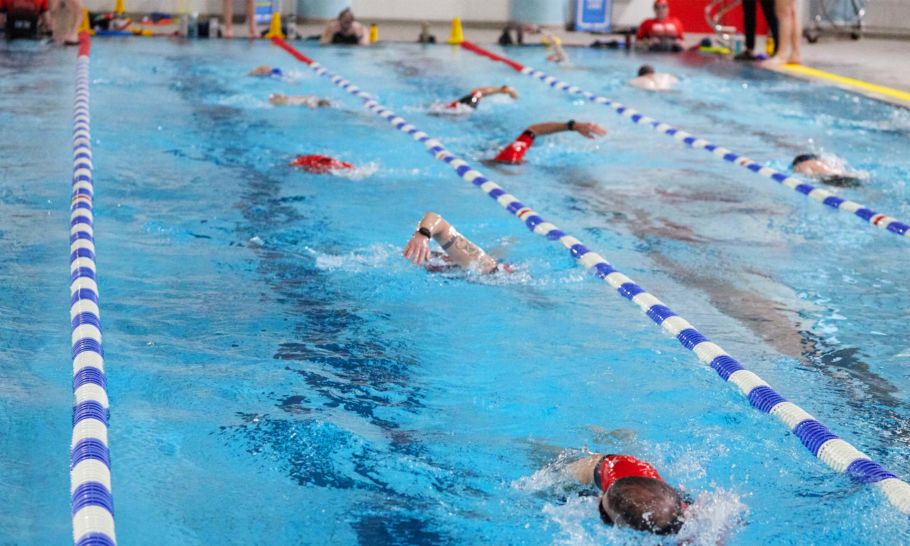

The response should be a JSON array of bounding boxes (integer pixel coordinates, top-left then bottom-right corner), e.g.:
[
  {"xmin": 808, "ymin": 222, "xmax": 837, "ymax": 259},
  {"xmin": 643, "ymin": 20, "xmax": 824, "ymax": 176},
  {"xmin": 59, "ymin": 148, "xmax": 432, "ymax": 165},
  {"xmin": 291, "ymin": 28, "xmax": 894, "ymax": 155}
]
[
  {"xmin": 70, "ymin": 34, "xmax": 117, "ymax": 546},
  {"xmin": 458, "ymin": 41, "xmax": 910, "ymax": 239},
  {"xmin": 271, "ymin": 38, "xmax": 910, "ymax": 515}
]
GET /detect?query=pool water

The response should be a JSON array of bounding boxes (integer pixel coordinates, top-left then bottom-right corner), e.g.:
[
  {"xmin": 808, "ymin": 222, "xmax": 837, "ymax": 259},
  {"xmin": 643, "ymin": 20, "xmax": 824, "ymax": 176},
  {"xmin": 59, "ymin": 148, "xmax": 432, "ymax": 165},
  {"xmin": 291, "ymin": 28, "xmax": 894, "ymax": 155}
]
[{"xmin": 2, "ymin": 38, "xmax": 910, "ymax": 545}]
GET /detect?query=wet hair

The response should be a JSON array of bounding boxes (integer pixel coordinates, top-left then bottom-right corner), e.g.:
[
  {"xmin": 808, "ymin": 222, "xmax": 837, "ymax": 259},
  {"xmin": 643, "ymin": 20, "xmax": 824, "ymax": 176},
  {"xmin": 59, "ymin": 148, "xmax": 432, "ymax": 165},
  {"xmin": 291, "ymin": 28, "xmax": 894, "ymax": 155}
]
[
  {"xmin": 338, "ymin": 7, "xmax": 353, "ymax": 19},
  {"xmin": 605, "ymin": 477, "xmax": 685, "ymax": 535},
  {"xmin": 791, "ymin": 153, "xmax": 819, "ymax": 167},
  {"xmin": 638, "ymin": 64, "xmax": 655, "ymax": 77}
]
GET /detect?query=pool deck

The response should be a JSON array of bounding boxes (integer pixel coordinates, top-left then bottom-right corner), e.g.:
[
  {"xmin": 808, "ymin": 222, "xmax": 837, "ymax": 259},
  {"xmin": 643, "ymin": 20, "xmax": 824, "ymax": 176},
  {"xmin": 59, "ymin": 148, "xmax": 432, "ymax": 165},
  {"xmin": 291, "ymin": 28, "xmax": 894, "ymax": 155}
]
[{"xmin": 285, "ymin": 21, "xmax": 910, "ymax": 108}]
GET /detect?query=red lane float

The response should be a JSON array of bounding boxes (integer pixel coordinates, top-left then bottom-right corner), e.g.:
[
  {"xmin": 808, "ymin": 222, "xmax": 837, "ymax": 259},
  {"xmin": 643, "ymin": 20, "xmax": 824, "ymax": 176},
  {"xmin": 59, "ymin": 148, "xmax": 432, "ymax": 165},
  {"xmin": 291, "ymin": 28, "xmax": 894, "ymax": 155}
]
[
  {"xmin": 459, "ymin": 40, "xmax": 525, "ymax": 72},
  {"xmin": 271, "ymin": 36, "xmax": 315, "ymax": 65},
  {"xmin": 78, "ymin": 31, "xmax": 91, "ymax": 56}
]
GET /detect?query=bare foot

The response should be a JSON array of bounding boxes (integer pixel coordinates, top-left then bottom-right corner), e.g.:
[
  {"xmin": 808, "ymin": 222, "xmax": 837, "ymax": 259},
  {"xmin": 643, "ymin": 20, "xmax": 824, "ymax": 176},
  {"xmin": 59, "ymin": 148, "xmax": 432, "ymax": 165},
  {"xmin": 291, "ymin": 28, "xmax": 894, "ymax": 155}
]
[
  {"xmin": 248, "ymin": 24, "xmax": 257, "ymax": 38},
  {"xmin": 222, "ymin": 24, "xmax": 233, "ymax": 38},
  {"xmin": 786, "ymin": 56, "xmax": 801, "ymax": 65}
]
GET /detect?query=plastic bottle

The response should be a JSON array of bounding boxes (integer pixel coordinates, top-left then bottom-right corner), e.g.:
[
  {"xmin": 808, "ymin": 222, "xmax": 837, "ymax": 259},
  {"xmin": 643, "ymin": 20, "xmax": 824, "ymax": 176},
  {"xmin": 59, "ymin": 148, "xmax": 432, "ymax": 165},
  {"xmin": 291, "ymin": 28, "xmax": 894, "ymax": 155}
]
[{"xmin": 188, "ymin": 12, "xmax": 198, "ymax": 38}]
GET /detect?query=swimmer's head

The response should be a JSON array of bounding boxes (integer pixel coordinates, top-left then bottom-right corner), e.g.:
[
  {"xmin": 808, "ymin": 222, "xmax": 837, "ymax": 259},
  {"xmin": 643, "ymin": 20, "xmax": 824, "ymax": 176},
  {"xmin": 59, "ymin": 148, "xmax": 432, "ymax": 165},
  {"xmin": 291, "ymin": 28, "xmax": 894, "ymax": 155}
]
[
  {"xmin": 317, "ymin": 99, "xmax": 332, "ymax": 107},
  {"xmin": 791, "ymin": 153, "xmax": 819, "ymax": 168},
  {"xmin": 601, "ymin": 477, "xmax": 686, "ymax": 535},
  {"xmin": 638, "ymin": 64, "xmax": 655, "ymax": 77},
  {"xmin": 338, "ymin": 7, "xmax": 355, "ymax": 29}
]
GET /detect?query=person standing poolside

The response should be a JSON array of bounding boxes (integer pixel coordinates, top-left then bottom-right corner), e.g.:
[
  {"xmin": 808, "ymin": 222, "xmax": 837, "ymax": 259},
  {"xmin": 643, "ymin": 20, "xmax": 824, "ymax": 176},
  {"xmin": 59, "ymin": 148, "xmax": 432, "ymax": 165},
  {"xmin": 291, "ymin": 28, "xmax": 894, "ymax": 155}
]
[
  {"xmin": 320, "ymin": 8, "xmax": 368, "ymax": 46},
  {"xmin": 49, "ymin": 0, "xmax": 81, "ymax": 45},
  {"xmin": 494, "ymin": 120, "xmax": 607, "ymax": 164},
  {"xmin": 403, "ymin": 212, "xmax": 502, "ymax": 274},
  {"xmin": 630, "ymin": 64, "xmax": 678, "ymax": 91},
  {"xmin": 735, "ymin": 0, "xmax": 779, "ymax": 61},
  {"xmin": 566, "ymin": 453, "xmax": 688, "ymax": 534},
  {"xmin": 449, "ymin": 85, "xmax": 518, "ymax": 110},
  {"xmin": 221, "ymin": 0, "xmax": 254, "ymax": 38},
  {"xmin": 636, "ymin": 0, "xmax": 685, "ymax": 53},
  {"xmin": 1, "ymin": 0, "xmax": 51, "ymax": 40},
  {"xmin": 773, "ymin": 0, "xmax": 802, "ymax": 64}
]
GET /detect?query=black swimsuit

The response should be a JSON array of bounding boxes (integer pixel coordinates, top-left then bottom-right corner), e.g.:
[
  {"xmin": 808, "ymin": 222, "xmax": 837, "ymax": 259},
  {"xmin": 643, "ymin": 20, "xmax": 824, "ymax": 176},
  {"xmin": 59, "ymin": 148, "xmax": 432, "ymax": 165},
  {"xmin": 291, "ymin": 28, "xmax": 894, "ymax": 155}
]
[{"xmin": 331, "ymin": 32, "xmax": 360, "ymax": 45}]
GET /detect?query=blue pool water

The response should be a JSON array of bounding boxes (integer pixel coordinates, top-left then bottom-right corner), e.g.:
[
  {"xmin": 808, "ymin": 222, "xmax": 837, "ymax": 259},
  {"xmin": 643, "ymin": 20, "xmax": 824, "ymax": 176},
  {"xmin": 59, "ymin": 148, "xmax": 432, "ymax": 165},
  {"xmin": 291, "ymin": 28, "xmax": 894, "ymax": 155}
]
[{"xmin": 2, "ymin": 38, "xmax": 910, "ymax": 545}]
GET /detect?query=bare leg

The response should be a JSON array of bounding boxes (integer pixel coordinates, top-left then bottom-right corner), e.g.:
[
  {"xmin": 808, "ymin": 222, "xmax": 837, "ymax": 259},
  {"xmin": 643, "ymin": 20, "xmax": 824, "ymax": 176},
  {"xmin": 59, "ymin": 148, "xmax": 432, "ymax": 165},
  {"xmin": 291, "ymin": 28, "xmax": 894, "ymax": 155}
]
[
  {"xmin": 222, "ymin": 0, "xmax": 233, "ymax": 37},
  {"xmin": 788, "ymin": 0, "xmax": 802, "ymax": 64},
  {"xmin": 246, "ymin": 0, "xmax": 255, "ymax": 38}
]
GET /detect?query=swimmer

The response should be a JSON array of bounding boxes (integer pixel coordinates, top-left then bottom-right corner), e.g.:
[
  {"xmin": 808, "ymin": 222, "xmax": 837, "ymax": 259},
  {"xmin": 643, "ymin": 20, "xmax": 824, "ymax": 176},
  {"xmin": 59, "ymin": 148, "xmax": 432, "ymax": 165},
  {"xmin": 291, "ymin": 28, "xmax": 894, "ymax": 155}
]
[
  {"xmin": 566, "ymin": 453, "xmax": 687, "ymax": 535},
  {"xmin": 495, "ymin": 120, "xmax": 607, "ymax": 164},
  {"xmin": 249, "ymin": 65, "xmax": 283, "ymax": 78},
  {"xmin": 629, "ymin": 64, "xmax": 678, "ymax": 91},
  {"xmin": 449, "ymin": 85, "xmax": 518, "ymax": 110},
  {"xmin": 320, "ymin": 8, "xmax": 369, "ymax": 46},
  {"xmin": 269, "ymin": 94, "xmax": 332, "ymax": 108},
  {"xmin": 792, "ymin": 153, "xmax": 861, "ymax": 188},
  {"xmin": 290, "ymin": 154, "xmax": 353, "ymax": 174},
  {"xmin": 403, "ymin": 212, "xmax": 501, "ymax": 274}
]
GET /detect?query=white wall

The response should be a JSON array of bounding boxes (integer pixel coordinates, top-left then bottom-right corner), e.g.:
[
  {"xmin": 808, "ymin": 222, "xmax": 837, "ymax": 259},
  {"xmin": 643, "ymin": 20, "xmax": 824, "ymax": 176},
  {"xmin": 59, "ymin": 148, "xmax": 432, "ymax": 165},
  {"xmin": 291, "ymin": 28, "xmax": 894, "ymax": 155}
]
[{"xmin": 352, "ymin": 0, "xmax": 510, "ymax": 23}]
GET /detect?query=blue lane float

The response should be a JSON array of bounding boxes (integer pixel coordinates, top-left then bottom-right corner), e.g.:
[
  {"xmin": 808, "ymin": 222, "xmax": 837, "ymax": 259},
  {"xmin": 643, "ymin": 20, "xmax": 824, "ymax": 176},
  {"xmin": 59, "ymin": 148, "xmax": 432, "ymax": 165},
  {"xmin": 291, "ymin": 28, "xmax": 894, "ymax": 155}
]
[
  {"xmin": 70, "ymin": 33, "xmax": 117, "ymax": 546},
  {"xmin": 459, "ymin": 41, "xmax": 910, "ymax": 240},
  {"xmin": 271, "ymin": 37, "xmax": 910, "ymax": 515}
]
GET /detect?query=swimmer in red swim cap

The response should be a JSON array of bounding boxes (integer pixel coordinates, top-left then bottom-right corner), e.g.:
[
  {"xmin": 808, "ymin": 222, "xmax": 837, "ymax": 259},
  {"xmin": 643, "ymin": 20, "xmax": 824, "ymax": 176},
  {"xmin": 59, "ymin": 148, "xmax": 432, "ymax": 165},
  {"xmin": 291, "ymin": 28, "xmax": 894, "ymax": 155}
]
[
  {"xmin": 403, "ymin": 212, "xmax": 509, "ymax": 274},
  {"xmin": 448, "ymin": 85, "xmax": 519, "ymax": 110},
  {"xmin": 494, "ymin": 120, "xmax": 607, "ymax": 164},
  {"xmin": 289, "ymin": 154, "xmax": 354, "ymax": 174},
  {"xmin": 566, "ymin": 453, "xmax": 687, "ymax": 535}
]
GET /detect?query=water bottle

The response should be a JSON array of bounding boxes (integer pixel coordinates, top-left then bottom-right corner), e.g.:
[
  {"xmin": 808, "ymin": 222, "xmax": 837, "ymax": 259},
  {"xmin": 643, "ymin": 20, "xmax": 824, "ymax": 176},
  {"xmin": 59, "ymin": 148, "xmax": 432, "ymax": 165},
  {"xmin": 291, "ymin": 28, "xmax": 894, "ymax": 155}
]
[
  {"xmin": 209, "ymin": 17, "xmax": 220, "ymax": 38},
  {"xmin": 188, "ymin": 12, "xmax": 198, "ymax": 38}
]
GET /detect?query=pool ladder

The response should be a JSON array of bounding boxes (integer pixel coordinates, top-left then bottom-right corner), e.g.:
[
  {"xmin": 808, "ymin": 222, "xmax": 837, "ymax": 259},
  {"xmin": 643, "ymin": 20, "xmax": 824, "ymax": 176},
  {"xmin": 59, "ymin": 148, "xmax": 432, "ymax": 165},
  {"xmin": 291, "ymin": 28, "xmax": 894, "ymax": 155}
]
[{"xmin": 705, "ymin": 0, "xmax": 742, "ymax": 50}]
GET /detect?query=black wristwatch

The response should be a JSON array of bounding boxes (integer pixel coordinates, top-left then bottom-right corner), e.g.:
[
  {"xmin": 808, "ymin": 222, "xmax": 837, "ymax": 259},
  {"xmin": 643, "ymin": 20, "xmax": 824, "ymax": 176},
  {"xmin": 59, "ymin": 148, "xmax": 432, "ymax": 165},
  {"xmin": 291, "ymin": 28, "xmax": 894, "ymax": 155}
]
[
  {"xmin": 567, "ymin": 119, "xmax": 576, "ymax": 131},
  {"xmin": 417, "ymin": 227, "xmax": 432, "ymax": 238}
]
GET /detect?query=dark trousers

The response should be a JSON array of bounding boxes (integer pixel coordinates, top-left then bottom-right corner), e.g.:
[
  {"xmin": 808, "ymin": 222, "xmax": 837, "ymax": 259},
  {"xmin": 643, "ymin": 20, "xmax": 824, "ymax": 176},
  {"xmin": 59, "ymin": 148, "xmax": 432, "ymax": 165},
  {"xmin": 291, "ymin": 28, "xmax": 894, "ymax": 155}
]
[{"xmin": 743, "ymin": 0, "xmax": 779, "ymax": 54}]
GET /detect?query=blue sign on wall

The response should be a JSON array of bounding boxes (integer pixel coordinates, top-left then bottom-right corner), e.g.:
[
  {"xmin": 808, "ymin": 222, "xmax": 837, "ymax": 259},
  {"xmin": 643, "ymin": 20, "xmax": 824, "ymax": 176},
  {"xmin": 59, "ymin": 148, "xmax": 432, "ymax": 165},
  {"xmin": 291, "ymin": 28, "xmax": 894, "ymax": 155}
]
[{"xmin": 575, "ymin": 0, "xmax": 612, "ymax": 32}]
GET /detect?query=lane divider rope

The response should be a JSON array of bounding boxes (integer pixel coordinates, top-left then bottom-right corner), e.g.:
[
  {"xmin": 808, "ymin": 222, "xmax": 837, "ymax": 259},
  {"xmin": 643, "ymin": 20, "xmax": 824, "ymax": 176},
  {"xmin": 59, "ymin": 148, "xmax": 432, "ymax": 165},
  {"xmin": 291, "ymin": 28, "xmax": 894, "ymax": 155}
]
[
  {"xmin": 459, "ymin": 40, "xmax": 910, "ymax": 240},
  {"xmin": 70, "ymin": 32, "xmax": 117, "ymax": 546},
  {"xmin": 270, "ymin": 36, "xmax": 910, "ymax": 515}
]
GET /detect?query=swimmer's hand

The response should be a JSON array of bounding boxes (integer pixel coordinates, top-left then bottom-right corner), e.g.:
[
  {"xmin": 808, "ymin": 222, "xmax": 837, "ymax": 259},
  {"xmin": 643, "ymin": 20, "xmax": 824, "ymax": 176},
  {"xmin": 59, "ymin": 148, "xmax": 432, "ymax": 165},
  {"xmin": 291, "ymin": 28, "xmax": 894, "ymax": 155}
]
[
  {"xmin": 503, "ymin": 86, "xmax": 519, "ymax": 99},
  {"xmin": 573, "ymin": 122, "xmax": 607, "ymax": 139},
  {"xmin": 403, "ymin": 232, "xmax": 432, "ymax": 265}
]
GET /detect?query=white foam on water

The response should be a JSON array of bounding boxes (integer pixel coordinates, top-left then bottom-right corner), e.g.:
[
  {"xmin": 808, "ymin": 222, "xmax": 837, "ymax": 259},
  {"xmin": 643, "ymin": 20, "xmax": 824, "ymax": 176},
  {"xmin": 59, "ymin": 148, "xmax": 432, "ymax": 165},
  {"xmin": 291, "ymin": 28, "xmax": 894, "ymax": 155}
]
[
  {"xmin": 307, "ymin": 243, "xmax": 399, "ymax": 272},
  {"xmin": 217, "ymin": 94, "xmax": 271, "ymax": 109},
  {"xmin": 334, "ymin": 162, "xmax": 379, "ymax": 181}
]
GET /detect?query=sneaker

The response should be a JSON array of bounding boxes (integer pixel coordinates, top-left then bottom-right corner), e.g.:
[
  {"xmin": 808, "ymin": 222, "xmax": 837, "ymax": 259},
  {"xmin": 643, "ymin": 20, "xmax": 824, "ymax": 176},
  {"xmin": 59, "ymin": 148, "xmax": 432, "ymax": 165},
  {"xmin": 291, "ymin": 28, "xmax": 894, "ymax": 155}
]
[{"xmin": 734, "ymin": 50, "xmax": 757, "ymax": 61}]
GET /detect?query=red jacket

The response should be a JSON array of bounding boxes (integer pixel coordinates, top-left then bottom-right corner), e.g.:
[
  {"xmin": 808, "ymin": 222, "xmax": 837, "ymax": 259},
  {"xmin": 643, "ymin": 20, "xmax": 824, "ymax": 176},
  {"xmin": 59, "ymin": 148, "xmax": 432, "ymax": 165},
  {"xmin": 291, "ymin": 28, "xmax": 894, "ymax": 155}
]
[
  {"xmin": 637, "ymin": 16, "xmax": 684, "ymax": 40},
  {"xmin": 0, "ymin": 0, "xmax": 48, "ymax": 13}
]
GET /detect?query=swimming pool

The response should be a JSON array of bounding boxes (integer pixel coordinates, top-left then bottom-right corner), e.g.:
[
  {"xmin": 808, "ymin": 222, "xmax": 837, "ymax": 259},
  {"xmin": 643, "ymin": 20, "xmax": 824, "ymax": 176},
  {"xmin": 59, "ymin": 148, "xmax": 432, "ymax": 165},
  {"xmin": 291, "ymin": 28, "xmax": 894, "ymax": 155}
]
[{"xmin": 2, "ymin": 37, "xmax": 910, "ymax": 544}]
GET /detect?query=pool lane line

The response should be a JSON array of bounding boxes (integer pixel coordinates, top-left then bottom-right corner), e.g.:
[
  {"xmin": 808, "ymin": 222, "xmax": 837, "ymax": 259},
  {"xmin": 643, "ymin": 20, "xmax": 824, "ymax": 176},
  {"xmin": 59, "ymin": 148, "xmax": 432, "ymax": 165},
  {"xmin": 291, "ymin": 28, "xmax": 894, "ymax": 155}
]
[
  {"xmin": 270, "ymin": 36, "xmax": 910, "ymax": 516},
  {"xmin": 458, "ymin": 41, "xmax": 910, "ymax": 240},
  {"xmin": 772, "ymin": 63, "xmax": 910, "ymax": 107},
  {"xmin": 70, "ymin": 31, "xmax": 118, "ymax": 546}
]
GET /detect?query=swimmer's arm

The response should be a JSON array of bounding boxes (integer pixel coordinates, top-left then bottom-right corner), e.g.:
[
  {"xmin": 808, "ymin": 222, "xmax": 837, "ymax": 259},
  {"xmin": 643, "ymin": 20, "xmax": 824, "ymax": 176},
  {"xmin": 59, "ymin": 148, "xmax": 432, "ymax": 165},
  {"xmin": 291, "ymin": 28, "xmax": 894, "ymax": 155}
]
[
  {"xmin": 471, "ymin": 86, "xmax": 519, "ymax": 99},
  {"xmin": 525, "ymin": 121, "xmax": 607, "ymax": 139},
  {"xmin": 566, "ymin": 454, "xmax": 603, "ymax": 485},
  {"xmin": 403, "ymin": 212, "xmax": 497, "ymax": 273},
  {"xmin": 356, "ymin": 22, "xmax": 370, "ymax": 46},
  {"xmin": 319, "ymin": 21, "xmax": 337, "ymax": 44}
]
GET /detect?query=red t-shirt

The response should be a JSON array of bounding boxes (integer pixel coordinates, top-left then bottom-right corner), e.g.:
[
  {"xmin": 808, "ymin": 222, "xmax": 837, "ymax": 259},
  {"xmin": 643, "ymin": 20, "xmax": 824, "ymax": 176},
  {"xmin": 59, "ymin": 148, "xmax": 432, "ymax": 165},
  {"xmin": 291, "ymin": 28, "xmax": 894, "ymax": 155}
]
[
  {"xmin": 637, "ymin": 16, "xmax": 684, "ymax": 40},
  {"xmin": 0, "ymin": 0, "xmax": 49, "ymax": 13}
]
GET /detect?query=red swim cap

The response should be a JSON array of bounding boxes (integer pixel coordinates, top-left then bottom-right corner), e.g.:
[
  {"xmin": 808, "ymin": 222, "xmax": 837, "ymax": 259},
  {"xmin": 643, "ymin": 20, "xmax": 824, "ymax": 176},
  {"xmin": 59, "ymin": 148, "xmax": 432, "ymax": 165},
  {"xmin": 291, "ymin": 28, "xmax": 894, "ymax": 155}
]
[
  {"xmin": 598, "ymin": 455, "xmax": 663, "ymax": 492},
  {"xmin": 290, "ymin": 154, "xmax": 354, "ymax": 173},
  {"xmin": 494, "ymin": 131, "xmax": 535, "ymax": 164}
]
